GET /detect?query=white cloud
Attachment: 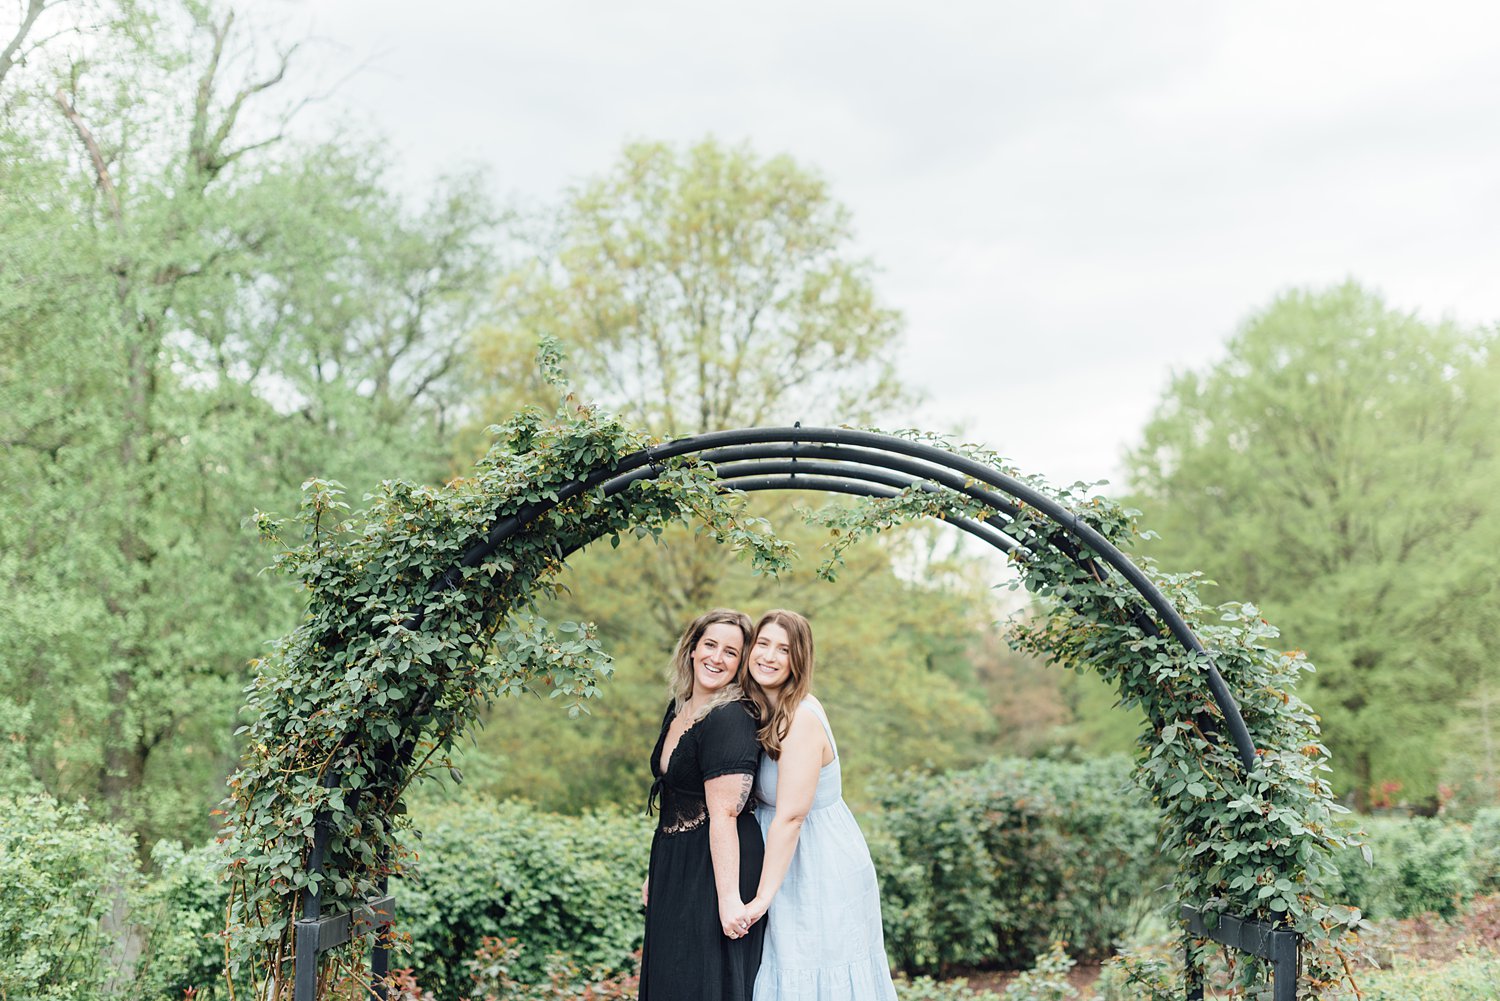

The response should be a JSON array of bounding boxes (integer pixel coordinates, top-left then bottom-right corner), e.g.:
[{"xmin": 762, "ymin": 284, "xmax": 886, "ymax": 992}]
[{"xmin": 294, "ymin": 0, "xmax": 1500, "ymax": 486}]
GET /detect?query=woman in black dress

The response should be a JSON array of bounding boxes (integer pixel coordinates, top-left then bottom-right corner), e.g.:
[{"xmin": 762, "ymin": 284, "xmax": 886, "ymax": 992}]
[{"xmin": 639, "ymin": 608, "xmax": 765, "ymax": 1001}]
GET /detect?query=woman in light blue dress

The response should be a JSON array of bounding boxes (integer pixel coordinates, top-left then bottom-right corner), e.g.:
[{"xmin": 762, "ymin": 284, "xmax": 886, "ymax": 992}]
[{"xmin": 738, "ymin": 609, "xmax": 898, "ymax": 1001}]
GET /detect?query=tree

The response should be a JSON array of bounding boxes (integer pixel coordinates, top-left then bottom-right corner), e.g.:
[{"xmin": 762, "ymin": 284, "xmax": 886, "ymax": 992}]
[
  {"xmin": 461, "ymin": 515, "xmax": 1007, "ymax": 813},
  {"xmin": 450, "ymin": 141, "xmax": 1048, "ymax": 807},
  {"xmin": 471, "ymin": 137, "xmax": 911, "ymax": 434},
  {"xmin": 467, "ymin": 138, "xmax": 918, "ymax": 634},
  {"xmin": 0, "ymin": 0, "xmax": 499, "ymax": 846},
  {"xmin": 1125, "ymin": 283, "xmax": 1500, "ymax": 808}
]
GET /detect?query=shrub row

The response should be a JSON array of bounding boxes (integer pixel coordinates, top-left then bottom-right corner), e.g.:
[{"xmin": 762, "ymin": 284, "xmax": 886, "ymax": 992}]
[
  {"xmin": 13, "ymin": 772, "xmax": 1499, "ymax": 996},
  {"xmin": 0, "ymin": 759, "xmax": 1167, "ymax": 996},
  {"xmin": 1331, "ymin": 809, "xmax": 1500, "ymax": 919},
  {"xmin": 1358, "ymin": 954, "xmax": 1500, "ymax": 1001},
  {"xmin": 0, "ymin": 793, "xmax": 139, "ymax": 1001},
  {"xmin": 396, "ymin": 797, "xmax": 650, "ymax": 1000},
  {"xmin": 0, "ymin": 792, "xmax": 232, "ymax": 1001},
  {"xmin": 0, "ymin": 792, "xmax": 646, "ymax": 1001},
  {"xmin": 867, "ymin": 755, "xmax": 1168, "ymax": 973}
]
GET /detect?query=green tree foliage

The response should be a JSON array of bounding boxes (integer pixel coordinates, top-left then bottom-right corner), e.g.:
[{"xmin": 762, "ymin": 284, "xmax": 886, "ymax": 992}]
[
  {"xmin": 1125, "ymin": 284, "xmax": 1500, "ymax": 807},
  {"xmin": 0, "ymin": 0, "xmax": 499, "ymax": 847},
  {"xmin": 471, "ymin": 137, "xmax": 910, "ymax": 435},
  {"xmin": 458, "ymin": 138, "xmax": 1040, "ymax": 799},
  {"xmin": 467, "ymin": 136, "xmax": 914, "ymax": 635},
  {"xmin": 468, "ymin": 515, "xmax": 1005, "ymax": 812}
]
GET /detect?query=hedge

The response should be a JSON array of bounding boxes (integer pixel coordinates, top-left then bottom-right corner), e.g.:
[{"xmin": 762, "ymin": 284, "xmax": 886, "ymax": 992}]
[
  {"xmin": 395, "ymin": 797, "xmax": 650, "ymax": 1000},
  {"xmin": 868, "ymin": 755, "xmax": 1167, "ymax": 973},
  {"xmin": 0, "ymin": 793, "xmax": 140, "ymax": 1001}
]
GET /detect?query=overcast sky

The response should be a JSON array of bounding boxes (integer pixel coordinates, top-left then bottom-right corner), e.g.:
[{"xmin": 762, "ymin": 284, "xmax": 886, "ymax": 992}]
[{"xmin": 294, "ymin": 0, "xmax": 1500, "ymax": 489}]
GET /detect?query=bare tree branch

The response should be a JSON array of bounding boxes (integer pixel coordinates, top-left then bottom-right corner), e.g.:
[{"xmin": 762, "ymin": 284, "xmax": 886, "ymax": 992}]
[
  {"xmin": 0, "ymin": 0, "xmax": 46, "ymax": 89},
  {"xmin": 188, "ymin": 10, "xmax": 230, "ymax": 177},
  {"xmin": 205, "ymin": 43, "xmax": 293, "ymax": 171},
  {"xmin": 52, "ymin": 81, "xmax": 121, "ymax": 225},
  {"xmin": 186, "ymin": 10, "xmax": 297, "ymax": 181}
]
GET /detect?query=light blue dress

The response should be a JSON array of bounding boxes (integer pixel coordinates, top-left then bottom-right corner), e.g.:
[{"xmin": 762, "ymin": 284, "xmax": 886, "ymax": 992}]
[{"xmin": 753, "ymin": 700, "xmax": 898, "ymax": 1001}]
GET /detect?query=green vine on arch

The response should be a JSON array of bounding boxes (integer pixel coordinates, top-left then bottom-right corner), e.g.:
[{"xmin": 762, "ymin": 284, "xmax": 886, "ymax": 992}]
[
  {"xmin": 220, "ymin": 400, "xmax": 793, "ymax": 997},
  {"xmin": 811, "ymin": 432, "xmax": 1363, "ymax": 996},
  {"xmin": 221, "ymin": 405, "xmax": 1361, "ymax": 999}
]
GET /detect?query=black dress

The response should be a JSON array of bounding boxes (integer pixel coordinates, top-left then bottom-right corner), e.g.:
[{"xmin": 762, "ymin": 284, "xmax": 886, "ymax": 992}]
[{"xmin": 640, "ymin": 699, "xmax": 766, "ymax": 1001}]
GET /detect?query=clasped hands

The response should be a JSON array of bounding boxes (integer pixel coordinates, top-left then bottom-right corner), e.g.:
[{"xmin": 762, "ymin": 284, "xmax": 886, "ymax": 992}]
[{"xmin": 719, "ymin": 893, "xmax": 769, "ymax": 939}]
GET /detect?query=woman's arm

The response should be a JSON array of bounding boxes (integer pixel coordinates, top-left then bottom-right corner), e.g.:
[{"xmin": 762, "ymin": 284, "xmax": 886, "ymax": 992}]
[
  {"xmin": 745, "ymin": 708, "xmax": 827, "ymax": 924},
  {"xmin": 705, "ymin": 770, "xmax": 756, "ymax": 937}
]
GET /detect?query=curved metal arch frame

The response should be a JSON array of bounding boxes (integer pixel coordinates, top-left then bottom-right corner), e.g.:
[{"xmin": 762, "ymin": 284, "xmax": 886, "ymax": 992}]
[
  {"xmin": 455, "ymin": 425, "xmax": 1258, "ymax": 771},
  {"xmin": 294, "ymin": 424, "xmax": 1277, "ymax": 1001}
]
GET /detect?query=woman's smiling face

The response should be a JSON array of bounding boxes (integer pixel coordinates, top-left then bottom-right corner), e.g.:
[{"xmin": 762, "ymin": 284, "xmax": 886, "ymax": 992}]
[
  {"xmin": 748, "ymin": 621, "xmax": 793, "ymax": 692},
  {"xmin": 692, "ymin": 622, "xmax": 745, "ymax": 697}
]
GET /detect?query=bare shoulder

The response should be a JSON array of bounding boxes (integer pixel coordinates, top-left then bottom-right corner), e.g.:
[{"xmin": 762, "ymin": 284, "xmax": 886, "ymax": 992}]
[
  {"xmin": 800, "ymin": 695, "xmax": 835, "ymax": 733},
  {"xmin": 787, "ymin": 699, "xmax": 832, "ymax": 751}
]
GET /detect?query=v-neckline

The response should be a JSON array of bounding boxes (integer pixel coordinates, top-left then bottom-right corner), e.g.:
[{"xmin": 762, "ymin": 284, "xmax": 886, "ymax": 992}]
[{"xmin": 657, "ymin": 702, "xmax": 706, "ymax": 776}]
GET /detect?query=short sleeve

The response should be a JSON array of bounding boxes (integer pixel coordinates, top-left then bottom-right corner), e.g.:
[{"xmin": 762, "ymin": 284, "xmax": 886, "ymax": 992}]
[{"xmin": 696, "ymin": 701, "xmax": 762, "ymax": 781}]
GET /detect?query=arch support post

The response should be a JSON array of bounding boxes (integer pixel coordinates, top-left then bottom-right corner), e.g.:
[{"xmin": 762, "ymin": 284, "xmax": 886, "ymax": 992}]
[
  {"xmin": 293, "ymin": 806, "xmax": 330, "ymax": 1001},
  {"xmin": 1181, "ymin": 904, "xmax": 1300, "ymax": 1000},
  {"xmin": 293, "ymin": 801, "xmax": 396, "ymax": 1001}
]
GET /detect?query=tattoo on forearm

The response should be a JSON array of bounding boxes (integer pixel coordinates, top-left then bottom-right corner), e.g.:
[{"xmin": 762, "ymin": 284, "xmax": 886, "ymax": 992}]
[{"xmin": 732, "ymin": 774, "xmax": 753, "ymax": 815}]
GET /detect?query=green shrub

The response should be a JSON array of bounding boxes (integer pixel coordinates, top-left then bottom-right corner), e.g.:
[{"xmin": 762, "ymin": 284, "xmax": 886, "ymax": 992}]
[
  {"xmin": 131, "ymin": 840, "xmax": 231, "ymax": 1000},
  {"xmin": 0, "ymin": 793, "xmax": 139, "ymax": 1001},
  {"xmin": 458, "ymin": 936, "xmax": 639, "ymax": 1000},
  {"xmin": 996, "ymin": 942, "xmax": 1077, "ymax": 1000},
  {"xmin": 395, "ymin": 797, "xmax": 649, "ymax": 1000},
  {"xmin": 1333, "ymin": 816, "xmax": 1476, "ymax": 919},
  {"xmin": 1470, "ymin": 808, "xmax": 1500, "ymax": 894},
  {"xmin": 870, "ymin": 755, "xmax": 1166, "ymax": 973},
  {"xmin": 1092, "ymin": 945, "xmax": 1177, "ymax": 1001}
]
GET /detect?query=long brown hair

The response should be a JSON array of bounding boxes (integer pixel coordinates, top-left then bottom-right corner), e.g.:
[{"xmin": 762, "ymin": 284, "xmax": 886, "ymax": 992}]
[
  {"xmin": 668, "ymin": 608, "xmax": 753, "ymax": 720},
  {"xmin": 739, "ymin": 609, "xmax": 815, "ymax": 760}
]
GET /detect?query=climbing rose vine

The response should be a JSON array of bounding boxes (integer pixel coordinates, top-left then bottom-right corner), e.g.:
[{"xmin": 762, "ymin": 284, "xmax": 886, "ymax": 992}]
[
  {"xmin": 813, "ymin": 431, "xmax": 1362, "ymax": 997},
  {"xmin": 220, "ymin": 400, "xmax": 791, "ymax": 997},
  {"xmin": 222, "ymin": 408, "xmax": 1359, "ymax": 998}
]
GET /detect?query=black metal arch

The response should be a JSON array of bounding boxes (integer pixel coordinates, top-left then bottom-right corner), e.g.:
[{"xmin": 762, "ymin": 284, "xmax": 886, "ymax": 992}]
[
  {"xmin": 297, "ymin": 425, "xmax": 1292, "ymax": 1001},
  {"xmin": 450, "ymin": 425, "xmax": 1258, "ymax": 770}
]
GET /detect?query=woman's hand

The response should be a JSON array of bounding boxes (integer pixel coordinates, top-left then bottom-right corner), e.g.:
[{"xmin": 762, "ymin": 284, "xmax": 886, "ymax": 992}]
[
  {"xmin": 641, "ymin": 876, "xmax": 649, "ymax": 908},
  {"xmin": 744, "ymin": 894, "xmax": 770, "ymax": 928},
  {"xmin": 719, "ymin": 893, "xmax": 752, "ymax": 939}
]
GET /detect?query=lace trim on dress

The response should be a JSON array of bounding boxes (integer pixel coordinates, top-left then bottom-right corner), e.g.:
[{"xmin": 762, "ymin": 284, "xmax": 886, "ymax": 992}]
[{"xmin": 659, "ymin": 805, "xmax": 708, "ymax": 835}]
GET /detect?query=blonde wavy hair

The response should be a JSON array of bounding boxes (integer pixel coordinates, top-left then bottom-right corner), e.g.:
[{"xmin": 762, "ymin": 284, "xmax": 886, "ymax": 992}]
[
  {"xmin": 668, "ymin": 608, "xmax": 754, "ymax": 721},
  {"xmin": 739, "ymin": 609, "xmax": 815, "ymax": 760}
]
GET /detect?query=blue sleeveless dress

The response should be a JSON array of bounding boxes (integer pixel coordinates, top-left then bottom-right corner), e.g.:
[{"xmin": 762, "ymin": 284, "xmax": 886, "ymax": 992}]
[{"xmin": 753, "ymin": 700, "xmax": 898, "ymax": 1001}]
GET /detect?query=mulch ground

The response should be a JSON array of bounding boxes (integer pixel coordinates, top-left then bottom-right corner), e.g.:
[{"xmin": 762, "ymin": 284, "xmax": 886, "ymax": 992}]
[
  {"xmin": 946, "ymin": 895, "xmax": 1500, "ymax": 997},
  {"xmin": 1351, "ymin": 893, "xmax": 1500, "ymax": 968},
  {"xmin": 964, "ymin": 960, "xmax": 1104, "ymax": 993}
]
